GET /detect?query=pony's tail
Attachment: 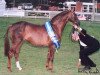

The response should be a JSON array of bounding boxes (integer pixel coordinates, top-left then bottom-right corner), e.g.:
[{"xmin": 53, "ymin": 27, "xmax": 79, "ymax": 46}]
[{"xmin": 4, "ymin": 26, "xmax": 10, "ymax": 56}]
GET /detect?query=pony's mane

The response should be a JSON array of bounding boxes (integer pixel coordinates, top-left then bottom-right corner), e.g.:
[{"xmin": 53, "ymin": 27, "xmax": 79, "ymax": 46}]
[{"xmin": 51, "ymin": 10, "xmax": 70, "ymax": 22}]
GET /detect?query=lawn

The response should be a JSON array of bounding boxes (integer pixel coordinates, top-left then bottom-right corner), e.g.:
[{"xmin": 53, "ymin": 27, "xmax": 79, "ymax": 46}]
[{"xmin": 0, "ymin": 17, "xmax": 100, "ymax": 75}]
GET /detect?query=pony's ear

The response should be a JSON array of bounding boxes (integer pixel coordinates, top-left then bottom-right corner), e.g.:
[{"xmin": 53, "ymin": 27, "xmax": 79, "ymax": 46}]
[{"xmin": 71, "ymin": 8, "xmax": 75, "ymax": 12}]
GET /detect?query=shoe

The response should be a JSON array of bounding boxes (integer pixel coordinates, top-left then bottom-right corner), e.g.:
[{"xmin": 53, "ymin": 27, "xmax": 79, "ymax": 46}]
[
  {"xmin": 89, "ymin": 67, "xmax": 99, "ymax": 73},
  {"xmin": 78, "ymin": 66, "xmax": 91, "ymax": 73},
  {"xmin": 84, "ymin": 66, "xmax": 91, "ymax": 70}
]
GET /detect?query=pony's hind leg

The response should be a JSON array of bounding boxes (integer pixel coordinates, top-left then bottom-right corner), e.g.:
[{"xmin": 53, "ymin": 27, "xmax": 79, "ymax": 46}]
[
  {"xmin": 14, "ymin": 40, "xmax": 23, "ymax": 71},
  {"xmin": 8, "ymin": 36, "xmax": 23, "ymax": 71},
  {"xmin": 7, "ymin": 57, "xmax": 12, "ymax": 72},
  {"xmin": 7, "ymin": 55, "xmax": 12, "ymax": 72},
  {"xmin": 7, "ymin": 47, "xmax": 15, "ymax": 72}
]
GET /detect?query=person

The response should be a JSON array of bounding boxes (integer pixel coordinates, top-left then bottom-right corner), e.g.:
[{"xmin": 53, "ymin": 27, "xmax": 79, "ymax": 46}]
[{"xmin": 72, "ymin": 25, "xmax": 100, "ymax": 73}]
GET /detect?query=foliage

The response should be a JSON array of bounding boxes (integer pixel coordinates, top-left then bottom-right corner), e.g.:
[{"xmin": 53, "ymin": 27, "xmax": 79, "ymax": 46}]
[{"xmin": 0, "ymin": 17, "xmax": 100, "ymax": 75}]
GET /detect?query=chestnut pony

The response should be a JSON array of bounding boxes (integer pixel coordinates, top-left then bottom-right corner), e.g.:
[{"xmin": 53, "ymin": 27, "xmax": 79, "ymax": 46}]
[{"xmin": 4, "ymin": 9, "xmax": 80, "ymax": 72}]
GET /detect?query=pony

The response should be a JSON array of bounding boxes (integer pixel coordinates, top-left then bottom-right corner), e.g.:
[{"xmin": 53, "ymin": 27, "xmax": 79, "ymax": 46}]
[{"xmin": 4, "ymin": 9, "xmax": 80, "ymax": 72}]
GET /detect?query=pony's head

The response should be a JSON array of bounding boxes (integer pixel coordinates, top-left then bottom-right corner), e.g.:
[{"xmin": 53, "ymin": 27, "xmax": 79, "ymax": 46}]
[
  {"xmin": 68, "ymin": 9, "xmax": 80, "ymax": 27},
  {"xmin": 50, "ymin": 9, "xmax": 80, "ymax": 42},
  {"xmin": 67, "ymin": 9, "xmax": 81, "ymax": 42}
]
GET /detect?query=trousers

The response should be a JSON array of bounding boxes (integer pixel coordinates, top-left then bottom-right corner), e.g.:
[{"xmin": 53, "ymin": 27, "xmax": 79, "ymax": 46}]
[{"xmin": 79, "ymin": 42, "xmax": 100, "ymax": 67}]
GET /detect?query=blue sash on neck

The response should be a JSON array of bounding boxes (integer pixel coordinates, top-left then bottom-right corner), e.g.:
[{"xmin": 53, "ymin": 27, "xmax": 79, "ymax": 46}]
[{"xmin": 45, "ymin": 21, "xmax": 60, "ymax": 49}]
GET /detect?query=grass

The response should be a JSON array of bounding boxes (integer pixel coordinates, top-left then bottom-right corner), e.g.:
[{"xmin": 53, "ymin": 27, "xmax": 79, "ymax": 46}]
[{"xmin": 0, "ymin": 17, "xmax": 100, "ymax": 75}]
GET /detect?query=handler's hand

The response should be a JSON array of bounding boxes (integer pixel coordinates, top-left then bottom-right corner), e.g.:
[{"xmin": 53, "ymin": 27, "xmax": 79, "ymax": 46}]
[{"xmin": 73, "ymin": 25, "xmax": 78, "ymax": 29}]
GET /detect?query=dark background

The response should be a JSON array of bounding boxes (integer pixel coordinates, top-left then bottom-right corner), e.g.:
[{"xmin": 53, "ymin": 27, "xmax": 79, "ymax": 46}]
[{"xmin": 5, "ymin": 0, "xmax": 100, "ymax": 8}]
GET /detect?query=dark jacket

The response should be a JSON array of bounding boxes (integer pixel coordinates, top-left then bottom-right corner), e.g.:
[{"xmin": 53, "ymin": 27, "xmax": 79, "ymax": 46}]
[{"xmin": 79, "ymin": 29, "xmax": 100, "ymax": 50}]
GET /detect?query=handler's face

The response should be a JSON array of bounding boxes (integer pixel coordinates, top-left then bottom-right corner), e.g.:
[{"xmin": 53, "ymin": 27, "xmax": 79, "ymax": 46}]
[{"xmin": 71, "ymin": 31, "xmax": 79, "ymax": 41}]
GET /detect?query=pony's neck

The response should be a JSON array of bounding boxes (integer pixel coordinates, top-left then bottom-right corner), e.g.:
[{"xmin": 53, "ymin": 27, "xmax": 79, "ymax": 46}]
[{"xmin": 51, "ymin": 13, "xmax": 69, "ymax": 38}]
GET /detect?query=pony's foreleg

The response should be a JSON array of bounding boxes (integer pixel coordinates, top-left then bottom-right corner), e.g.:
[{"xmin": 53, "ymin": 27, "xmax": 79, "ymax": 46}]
[
  {"xmin": 46, "ymin": 44, "xmax": 55, "ymax": 71},
  {"xmin": 45, "ymin": 51, "xmax": 49, "ymax": 69}
]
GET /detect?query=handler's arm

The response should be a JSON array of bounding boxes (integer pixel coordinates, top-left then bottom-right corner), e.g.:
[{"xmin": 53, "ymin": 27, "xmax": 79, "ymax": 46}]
[{"xmin": 73, "ymin": 25, "xmax": 86, "ymax": 36}]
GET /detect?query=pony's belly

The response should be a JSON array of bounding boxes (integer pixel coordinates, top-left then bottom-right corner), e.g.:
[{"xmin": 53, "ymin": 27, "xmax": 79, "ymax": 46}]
[
  {"xmin": 24, "ymin": 26, "xmax": 51, "ymax": 46},
  {"xmin": 24, "ymin": 35, "xmax": 50, "ymax": 46},
  {"xmin": 31, "ymin": 38, "xmax": 48, "ymax": 46}
]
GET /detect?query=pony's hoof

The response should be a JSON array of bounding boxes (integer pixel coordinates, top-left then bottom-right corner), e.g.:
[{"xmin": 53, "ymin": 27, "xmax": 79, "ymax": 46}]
[
  {"xmin": 47, "ymin": 68, "xmax": 54, "ymax": 72},
  {"xmin": 47, "ymin": 67, "xmax": 53, "ymax": 71},
  {"xmin": 17, "ymin": 67, "xmax": 22, "ymax": 71},
  {"xmin": 19, "ymin": 67, "xmax": 22, "ymax": 70},
  {"xmin": 49, "ymin": 70, "xmax": 54, "ymax": 73},
  {"xmin": 7, "ymin": 67, "xmax": 12, "ymax": 72}
]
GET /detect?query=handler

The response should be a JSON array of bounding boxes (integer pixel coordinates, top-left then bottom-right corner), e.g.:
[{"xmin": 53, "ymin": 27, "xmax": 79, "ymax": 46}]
[{"xmin": 72, "ymin": 25, "xmax": 100, "ymax": 73}]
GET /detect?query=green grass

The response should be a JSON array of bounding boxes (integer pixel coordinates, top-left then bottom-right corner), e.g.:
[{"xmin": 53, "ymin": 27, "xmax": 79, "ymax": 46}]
[{"xmin": 0, "ymin": 17, "xmax": 100, "ymax": 75}]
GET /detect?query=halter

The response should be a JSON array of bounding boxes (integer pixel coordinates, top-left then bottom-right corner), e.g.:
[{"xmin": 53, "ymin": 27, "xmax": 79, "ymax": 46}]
[{"xmin": 45, "ymin": 21, "xmax": 60, "ymax": 50}]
